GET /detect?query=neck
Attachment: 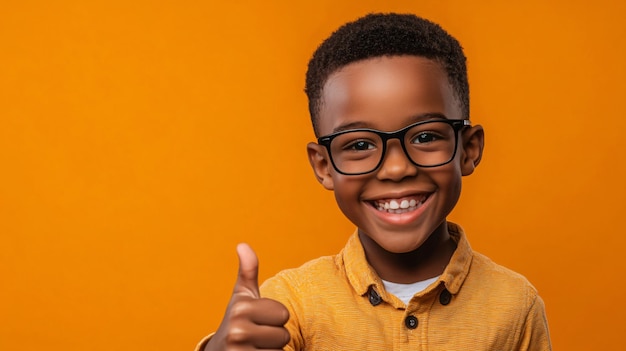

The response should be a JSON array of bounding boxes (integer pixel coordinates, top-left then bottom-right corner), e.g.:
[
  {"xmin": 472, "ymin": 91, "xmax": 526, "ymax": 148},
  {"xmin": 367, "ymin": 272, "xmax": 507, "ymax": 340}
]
[{"xmin": 359, "ymin": 222, "xmax": 457, "ymax": 284}]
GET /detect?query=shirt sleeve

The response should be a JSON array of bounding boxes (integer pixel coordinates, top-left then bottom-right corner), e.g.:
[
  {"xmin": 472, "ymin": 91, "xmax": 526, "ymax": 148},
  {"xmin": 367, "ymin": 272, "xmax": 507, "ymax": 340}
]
[{"xmin": 518, "ymin": 294, "xmax": 552, "ymax": 350}]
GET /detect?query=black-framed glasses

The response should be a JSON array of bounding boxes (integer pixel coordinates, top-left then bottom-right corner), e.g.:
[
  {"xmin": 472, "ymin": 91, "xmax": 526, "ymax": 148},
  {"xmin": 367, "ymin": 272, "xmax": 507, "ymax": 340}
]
[{"xmin": 317, "ymin": 119, "xmax": 470, "ymax": 175}]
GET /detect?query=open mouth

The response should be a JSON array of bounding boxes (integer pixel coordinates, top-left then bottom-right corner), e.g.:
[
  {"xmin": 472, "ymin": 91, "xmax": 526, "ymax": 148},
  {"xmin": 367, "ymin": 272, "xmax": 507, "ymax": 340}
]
[{"xmin": 371, "ymin": 194, "xmax": 430, "ymax": 214}]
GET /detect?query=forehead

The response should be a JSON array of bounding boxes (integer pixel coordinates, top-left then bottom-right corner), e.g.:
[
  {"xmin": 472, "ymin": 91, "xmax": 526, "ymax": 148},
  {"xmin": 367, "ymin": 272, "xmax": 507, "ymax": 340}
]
[{"xmin": 318, "ymin": 55, "xmax": 460, "ymax": 135}]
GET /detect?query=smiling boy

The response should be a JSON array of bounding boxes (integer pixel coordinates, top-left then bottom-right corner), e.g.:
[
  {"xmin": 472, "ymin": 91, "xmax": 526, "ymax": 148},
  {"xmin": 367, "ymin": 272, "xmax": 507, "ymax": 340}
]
[{"xmin": 197, "ymin": 13, "xmax": 551, "ymax": 351}]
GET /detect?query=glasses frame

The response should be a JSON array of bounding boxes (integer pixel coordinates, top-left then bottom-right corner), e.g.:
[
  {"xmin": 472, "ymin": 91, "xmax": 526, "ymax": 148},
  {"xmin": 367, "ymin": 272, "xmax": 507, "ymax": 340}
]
[{"xmin": 317, "ymin": 119, "xmax": 471, "ymax": 175}]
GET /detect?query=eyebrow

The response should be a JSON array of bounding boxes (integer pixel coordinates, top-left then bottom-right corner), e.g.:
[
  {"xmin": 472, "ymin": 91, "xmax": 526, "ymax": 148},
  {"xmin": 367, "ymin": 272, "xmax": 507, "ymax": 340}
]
[{"xmin": 331, "ymin": 112, "xmax": 448, "ymax": 134}]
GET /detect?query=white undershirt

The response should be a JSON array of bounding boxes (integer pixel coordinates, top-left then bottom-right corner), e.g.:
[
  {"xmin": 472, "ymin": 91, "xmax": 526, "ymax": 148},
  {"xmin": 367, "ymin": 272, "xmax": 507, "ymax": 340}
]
[{"xmin": 382, "ymin": 276, "xmax": 440, "ymax": 305}]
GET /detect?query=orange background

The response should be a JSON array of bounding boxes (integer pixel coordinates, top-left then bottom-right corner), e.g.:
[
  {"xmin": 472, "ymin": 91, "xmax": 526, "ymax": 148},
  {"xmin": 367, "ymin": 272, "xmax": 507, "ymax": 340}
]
[{"xmin": 1, "ymin": 1, "xmax": 625, "ymax": 350}]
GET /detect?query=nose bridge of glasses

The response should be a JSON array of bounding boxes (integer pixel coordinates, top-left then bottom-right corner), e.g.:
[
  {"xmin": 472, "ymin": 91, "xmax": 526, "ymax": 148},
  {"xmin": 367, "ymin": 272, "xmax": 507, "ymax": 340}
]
[
  {"xmin": 381, "ymin": 127, "xmax": 411, "ymax": 157},
  {"xmin": 379, "ymin": 131, "xmax": 414, "ymax": 168}
]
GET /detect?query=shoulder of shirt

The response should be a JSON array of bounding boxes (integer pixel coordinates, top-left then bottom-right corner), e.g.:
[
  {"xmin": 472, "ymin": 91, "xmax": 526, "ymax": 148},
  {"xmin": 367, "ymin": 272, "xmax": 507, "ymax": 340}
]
[
  {"xmin": 259, "ymin": 254, "xmax": 343, "ymax": 297},
  {"xmin": 468, "ymin": 249, "xmax": 540, "ymax": 304}
]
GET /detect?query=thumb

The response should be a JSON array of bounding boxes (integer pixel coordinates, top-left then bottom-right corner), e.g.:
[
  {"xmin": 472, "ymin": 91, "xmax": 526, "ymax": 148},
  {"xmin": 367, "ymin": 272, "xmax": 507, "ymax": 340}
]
[{"xmin": 234, "ymin": 243, "xmax": 260, "ymax": 298}]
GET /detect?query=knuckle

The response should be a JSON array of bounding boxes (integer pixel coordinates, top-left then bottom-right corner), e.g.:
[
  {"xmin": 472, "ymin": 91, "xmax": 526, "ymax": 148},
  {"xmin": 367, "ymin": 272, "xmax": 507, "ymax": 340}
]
[
  {"xmin": 229, "ymin": 300, "xmax": 254, "ymax": 319},
  {"xmin": 269, "ymin": 300, "xmax": 289, "ymax": 322},
  {"xmin": 224, "ymin": 326, "xmax": 250, "ymax": 344},
  {"xmin": 280, "ymin": 306, "xmax": 290, "ymax": 324},
  {"xmin": 281, "ymin": 328, "xmax": 291, "ymax": 345}
]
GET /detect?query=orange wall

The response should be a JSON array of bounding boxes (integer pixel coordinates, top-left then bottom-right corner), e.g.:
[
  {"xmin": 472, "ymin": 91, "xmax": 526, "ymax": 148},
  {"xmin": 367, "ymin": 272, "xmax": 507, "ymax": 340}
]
[{"xmin": 1, "ymin": 1, "xmax": 625, "ymax": 350}]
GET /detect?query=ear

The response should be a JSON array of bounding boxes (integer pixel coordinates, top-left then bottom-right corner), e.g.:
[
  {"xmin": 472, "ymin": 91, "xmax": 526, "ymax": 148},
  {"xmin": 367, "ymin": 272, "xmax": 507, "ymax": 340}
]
[
  {"xmin": 307, "ymin": 142, "xmax": 335, "ymax": 190},
  {"xmin": 460, "ymin": 125, "xmax": 485, "ymax": 176}
]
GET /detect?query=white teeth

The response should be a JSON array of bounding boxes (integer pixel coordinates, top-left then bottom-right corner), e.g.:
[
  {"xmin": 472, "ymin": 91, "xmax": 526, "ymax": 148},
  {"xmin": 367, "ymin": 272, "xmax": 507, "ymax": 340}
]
[{"xmin": 374, "ymin": 196, "xmax": 428, "ymax": 213}]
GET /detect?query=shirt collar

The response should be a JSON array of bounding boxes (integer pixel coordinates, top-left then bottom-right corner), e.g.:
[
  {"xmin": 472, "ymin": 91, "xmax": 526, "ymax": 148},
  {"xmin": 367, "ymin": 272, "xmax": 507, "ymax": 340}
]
[
  {"xmin": 341, "ymin": 221, "xmax": 473, "ymax": 297},
  {"xmin": 440, "ymin": 222, "xmax": 473, "ymax": 294}
]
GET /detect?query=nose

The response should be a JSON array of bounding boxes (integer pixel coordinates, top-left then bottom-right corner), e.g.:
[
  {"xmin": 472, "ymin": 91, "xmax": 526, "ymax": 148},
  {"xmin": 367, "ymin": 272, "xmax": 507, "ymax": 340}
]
[{"xmin": 375, "ymin": 139, "xmax": 418, "ymax": 181}]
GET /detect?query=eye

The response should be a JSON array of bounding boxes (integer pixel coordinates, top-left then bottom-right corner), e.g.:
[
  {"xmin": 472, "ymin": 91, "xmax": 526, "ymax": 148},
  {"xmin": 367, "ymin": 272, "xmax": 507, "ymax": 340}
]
[
  {"xmin": 345, "ymin": 140, "xmax": 376, "ymax": 151},
  {"xmin": 411, "ymin": 132, "xmax": 439, "ymax": 144}
]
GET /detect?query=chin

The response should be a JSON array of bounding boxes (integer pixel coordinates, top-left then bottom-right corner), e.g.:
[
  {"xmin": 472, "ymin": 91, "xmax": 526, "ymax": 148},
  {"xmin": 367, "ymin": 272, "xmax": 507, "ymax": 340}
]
[{"xmin": 367, "ymin": 229, "xmax": 431, "ymax": 254}]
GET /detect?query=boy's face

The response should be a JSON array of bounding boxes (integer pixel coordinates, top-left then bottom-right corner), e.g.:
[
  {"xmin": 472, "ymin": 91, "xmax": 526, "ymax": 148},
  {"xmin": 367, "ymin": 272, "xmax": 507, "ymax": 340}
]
[{"xmin": 307, "ymin": 55, "xmax": 484, "ymax": 254}]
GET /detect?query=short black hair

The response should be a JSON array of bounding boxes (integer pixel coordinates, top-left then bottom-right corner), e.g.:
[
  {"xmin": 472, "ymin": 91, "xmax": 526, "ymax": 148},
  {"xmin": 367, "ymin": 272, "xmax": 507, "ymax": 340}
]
[{"xmin": 305, "ymin": 13, "xmax": 469, "ymax": 137}]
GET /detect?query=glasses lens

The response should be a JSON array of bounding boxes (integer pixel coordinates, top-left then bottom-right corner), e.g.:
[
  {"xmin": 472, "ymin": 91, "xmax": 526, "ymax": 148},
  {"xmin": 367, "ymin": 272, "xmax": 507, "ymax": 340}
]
[
  {"xmin": 329, "ymin": 131, "xmax": 383, "ymax": 174},
  {"xmin": 404, "ymin": 121, "xmax": 457, "ymax": 166}
]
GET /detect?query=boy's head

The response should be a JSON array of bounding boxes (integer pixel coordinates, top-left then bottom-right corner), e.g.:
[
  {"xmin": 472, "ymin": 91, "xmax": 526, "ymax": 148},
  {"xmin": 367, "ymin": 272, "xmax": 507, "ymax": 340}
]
[
  {"xmin": 305, "ymin": 13, "xmax": 484, "ymax": 257},
  {"xmin": 305, "ymin": 13, "xmax": 469, "ymax": 137}
]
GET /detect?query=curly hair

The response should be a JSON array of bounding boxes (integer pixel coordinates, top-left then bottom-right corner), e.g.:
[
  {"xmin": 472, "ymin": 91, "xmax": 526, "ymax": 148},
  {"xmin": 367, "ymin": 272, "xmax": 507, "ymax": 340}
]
[{"xmin": 305, "ymin": 13, "xmax": 469, "ymax": 136}]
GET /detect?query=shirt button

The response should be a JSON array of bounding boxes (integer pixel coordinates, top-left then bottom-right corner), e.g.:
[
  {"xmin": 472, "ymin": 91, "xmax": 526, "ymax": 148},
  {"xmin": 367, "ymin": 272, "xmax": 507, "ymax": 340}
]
[
  {"xmin": 368, "ymin": 287, "xmax": 382, "ymax": 306},
  {"xmin": 439, "ymin": 289, "xmax": 452, "ymax": 305},
  {"xmin": 405, "ymin": 315, "xmax": 418, "ymax": 329}
]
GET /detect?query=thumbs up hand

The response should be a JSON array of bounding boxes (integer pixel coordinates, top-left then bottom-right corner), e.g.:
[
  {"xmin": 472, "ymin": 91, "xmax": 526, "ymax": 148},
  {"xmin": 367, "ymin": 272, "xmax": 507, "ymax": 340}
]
[{"xmin": 204, "ymin": 244, "xmax": 291, "ymax": 351}]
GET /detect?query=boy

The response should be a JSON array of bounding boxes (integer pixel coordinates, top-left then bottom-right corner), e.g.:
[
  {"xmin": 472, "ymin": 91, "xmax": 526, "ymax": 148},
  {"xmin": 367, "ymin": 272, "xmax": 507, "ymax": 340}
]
[{"xmin": 197, "ymin": 13, "xmax": 551, "ymax": 350}]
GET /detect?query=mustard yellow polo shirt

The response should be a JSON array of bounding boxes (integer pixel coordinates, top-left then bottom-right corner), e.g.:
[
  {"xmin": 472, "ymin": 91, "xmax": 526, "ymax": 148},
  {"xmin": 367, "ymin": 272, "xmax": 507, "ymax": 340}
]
[{"xmin": 196, "ymin": 222, "xmax": 551, "ymax": 350}]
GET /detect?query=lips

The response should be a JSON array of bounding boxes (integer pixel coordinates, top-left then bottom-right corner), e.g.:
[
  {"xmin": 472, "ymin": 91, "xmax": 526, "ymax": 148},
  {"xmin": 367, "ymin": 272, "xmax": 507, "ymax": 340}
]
[{"xmin": 371, "ymin": 194, "xmax": 430, "ymax": 214}]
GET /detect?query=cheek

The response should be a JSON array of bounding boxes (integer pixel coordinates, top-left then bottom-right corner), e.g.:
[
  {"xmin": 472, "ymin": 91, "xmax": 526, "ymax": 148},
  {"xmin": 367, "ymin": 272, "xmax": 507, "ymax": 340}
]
[
  {"xmin": 430, "ymin": 164, "xmax": 463, "ymax": 204},
  {"xmin": 332, "ymin": 177, "xmax": 367, "ymax": 219}
]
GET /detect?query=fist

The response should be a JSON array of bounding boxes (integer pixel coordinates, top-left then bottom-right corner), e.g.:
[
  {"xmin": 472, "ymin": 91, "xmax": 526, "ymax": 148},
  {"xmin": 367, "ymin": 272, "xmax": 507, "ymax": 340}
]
[{"xmin": 205, "ymin": 244, "xmax": 290, "ymax": 351}]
